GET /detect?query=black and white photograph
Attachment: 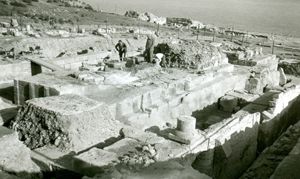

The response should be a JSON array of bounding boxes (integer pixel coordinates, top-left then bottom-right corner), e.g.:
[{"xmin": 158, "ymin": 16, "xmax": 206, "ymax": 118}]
[{"xmin": 0, "ymin": 0, "xmax": 299, "ymax": 178}]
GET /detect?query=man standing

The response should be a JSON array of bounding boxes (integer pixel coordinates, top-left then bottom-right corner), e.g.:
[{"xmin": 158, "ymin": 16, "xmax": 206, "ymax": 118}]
[
  {"xmin": 115, "ymin": 40, "xmax": 127, "ymax": 61},
  {"xmin": 145, "ymin": 33, "xmax": 158, "ymax": 63}
]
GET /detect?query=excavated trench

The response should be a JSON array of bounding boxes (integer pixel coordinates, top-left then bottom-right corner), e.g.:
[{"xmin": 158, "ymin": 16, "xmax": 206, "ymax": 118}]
[{"xmin": 191, "ymin": 93, "xmax": 300, "ymax": 179}]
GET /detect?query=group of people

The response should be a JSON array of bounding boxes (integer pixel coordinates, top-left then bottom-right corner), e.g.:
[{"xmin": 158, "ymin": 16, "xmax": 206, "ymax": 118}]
[{"xmin": 115, "ymin": 32, "xmax": 161, "ymax": 64}]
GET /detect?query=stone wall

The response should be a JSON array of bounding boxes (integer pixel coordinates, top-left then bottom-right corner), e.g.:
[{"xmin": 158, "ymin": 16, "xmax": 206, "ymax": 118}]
[
  {"xmin": 0, "ymin": 62, "xmax": 31, "ymax": 83},
  {"xmin": 192, "ymin": 85, "xmax": 300, "ymax": 179},
  {"xmin": 241, "ymin": 121, "xmax": 300, "ymax": 179},
  {"xmin": 192, "ymin": 112, "xmax": 261, "ymax": 178},
  {"xmin": 1, "ymin": 51, "xmax": 140, "ymax": 83},
  {"xmin": 109, "ymin": 67, "xmax": 247, "ymax": 129},
  {"xmin": 258, "ymin": 86, "xmax": 300, "ymax": 152},
  {"xmin": 51, "ymin": 52, "xmax": 111, "ymax": 71}
]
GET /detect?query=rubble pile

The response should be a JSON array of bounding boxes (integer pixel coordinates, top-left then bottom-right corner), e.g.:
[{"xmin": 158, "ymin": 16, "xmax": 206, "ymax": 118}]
[
  {"xmin": 154, "ymin": 41, "xmax": 228, "ymax": 70},
  {"xmin": 118, "ymin": 144, "xmax": 157, "ymax": 169}
]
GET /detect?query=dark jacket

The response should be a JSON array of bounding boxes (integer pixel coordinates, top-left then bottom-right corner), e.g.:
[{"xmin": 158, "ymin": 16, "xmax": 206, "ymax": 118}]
[{"xmin": 115, "ymin": 42, "xmax": 127, "ymax": 52}]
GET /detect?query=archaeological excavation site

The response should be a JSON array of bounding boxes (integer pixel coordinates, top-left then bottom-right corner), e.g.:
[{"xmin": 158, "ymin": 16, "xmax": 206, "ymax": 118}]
[{"xmin": 1, "ymin": 1, "xmax": 300, "ymax": 179}]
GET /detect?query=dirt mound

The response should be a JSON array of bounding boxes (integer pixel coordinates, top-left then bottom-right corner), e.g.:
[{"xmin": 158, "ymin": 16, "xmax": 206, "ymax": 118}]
[{"xmin": 154, "ymin": 40, "xmax": 228, "ymax": 70}]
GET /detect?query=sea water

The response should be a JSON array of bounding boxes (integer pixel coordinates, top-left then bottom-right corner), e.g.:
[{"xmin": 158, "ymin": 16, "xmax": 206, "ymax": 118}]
[{"xmin": 86, "ymin": 0, "xmax": 300, "ymax": 37}]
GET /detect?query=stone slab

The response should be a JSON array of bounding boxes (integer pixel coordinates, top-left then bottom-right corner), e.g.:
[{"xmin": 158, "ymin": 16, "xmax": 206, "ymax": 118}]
[
  {"xmin": 120, "ymin": 126, "xmax": 165, "ymax": 144},
  {"xmin": 154, "ymin": 140, "xmax": 189, "ymax": 161},
  {"xmin": 0, "ymin": 126, "xmax": 40, "ymax": 176},
  {"xmin": 73, "ymin": 147, "xmax": 118, "ymax": 177},
  {"xmin": 104, "ymin": 138, "xmax": 140, "ymax": 156}
]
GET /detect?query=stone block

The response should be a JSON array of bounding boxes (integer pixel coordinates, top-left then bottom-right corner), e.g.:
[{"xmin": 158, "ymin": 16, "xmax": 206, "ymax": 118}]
[
  {"xmin": 155, "ymin": 140, "xmax": 187, "ymax": 161},
  {"xmin": 0, "ymin": 107, "xmax": 18, "ymax": 126},
  {"xmin": 218, "ymin": 95, "xmax": 238, "ymax": 113},
  {"xmin": 73, "ymin": 147, "xmax": 118, "ymax": 177},
  {"xmin": 0, "ymin": 98, "xmax": 18, "ymax": 125},
  {"xmin": 12, "ymin": 94, "xmax": 122, "ymax": 152},
  {"xmin": 105, "ymin": 61, "xmax": 126, "ymax": 69},
  {"xmin": 245, "ymin": 77, "xmax": 262, "ymax": 94},
  {"xmin": 125, "ymin": 57, "xmax": 137, "ymax": 68},
  {"xmin": 11, "ymin": 19, "xmax": 18, "ymax": 27},
  {"xmin": 167, "ymin": 132, "xmax": 193, "ymax": 145},
  {"xmin": 104, "ymin": 138, "xmax": 140, "ymax": 156},
  {"xmin": 0, "ymin": 126, "xmax": 40, "ymax": 177},
  {"xmin": 279, "ymin": 67, "xmax": 287, "ymax": 86},
  {"xmin": 120, "ymin": 126, "xmax": 165, "ymax": 144}
]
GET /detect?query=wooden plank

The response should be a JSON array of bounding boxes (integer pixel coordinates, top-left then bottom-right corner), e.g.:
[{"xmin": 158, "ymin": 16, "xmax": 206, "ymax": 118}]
[{"xmin": 29, "ymin": 58, "xmax": 65, "ymax": 72}]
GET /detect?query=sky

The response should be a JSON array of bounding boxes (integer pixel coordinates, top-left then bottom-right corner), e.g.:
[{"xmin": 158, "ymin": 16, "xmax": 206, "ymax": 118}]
[{"xmin": 84, "ymin": 0, "xmax": 300, "ymax": 36}]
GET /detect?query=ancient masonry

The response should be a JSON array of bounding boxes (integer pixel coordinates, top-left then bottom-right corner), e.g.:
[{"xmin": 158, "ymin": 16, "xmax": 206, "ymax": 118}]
[{"xmin": 0, "ymin": 37, "xmax": 300, "ymax": 179}]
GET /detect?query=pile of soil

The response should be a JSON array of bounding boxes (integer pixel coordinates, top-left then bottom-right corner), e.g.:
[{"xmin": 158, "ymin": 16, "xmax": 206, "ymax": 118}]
[{"xmin": 154, "ymin": 40, "xmax": 227, "ymax": 70}]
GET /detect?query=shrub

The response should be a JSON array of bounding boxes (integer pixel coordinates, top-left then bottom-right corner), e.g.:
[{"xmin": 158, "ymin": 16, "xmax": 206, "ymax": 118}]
[
  {"xmin": 15, "ymin": 7, "xmax": 28, "ymax": 15},
  {"xmin": 67, "ymin": 19, "xmax": 74, "ymax": 25},
  {"xmin": 58, "ymin": 18, "xmax": 64, "ymax": 24},
  {"xmin": 22, "ymin": 0, "xmax": 32, "ymax": 4},
  {"xmin": 84, "ymin": 5, "xmax": 93, "ymax": 11},
  {"xmin": 34, "ymin": 18, "xmax": 39, "ymax": 23},
  {"xmin": 10, "ymin": 1, "xmax": 27, "ymax": 7}
]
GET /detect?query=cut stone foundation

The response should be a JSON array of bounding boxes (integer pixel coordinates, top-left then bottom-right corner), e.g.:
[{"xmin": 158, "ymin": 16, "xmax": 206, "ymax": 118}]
[
  {"xmin": 14, "ymin": 72, "xmax": 91, "ymax": 105},
  {"xmin": 192, "ymin": 85, "xmax": 300, "ymax": 178}
]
